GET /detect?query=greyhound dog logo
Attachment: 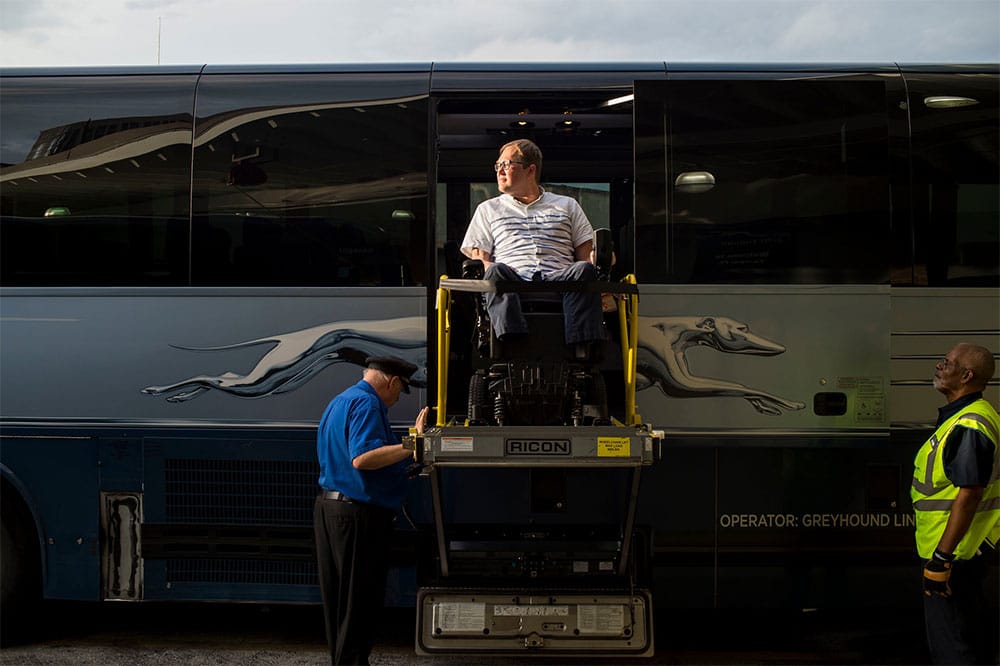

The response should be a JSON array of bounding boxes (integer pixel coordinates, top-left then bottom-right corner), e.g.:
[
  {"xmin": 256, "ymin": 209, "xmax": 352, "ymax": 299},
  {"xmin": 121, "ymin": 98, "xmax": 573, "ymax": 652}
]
[
  {"xmin": 144, "ymin": 314, "xmax": 801, "ymax": 416},
  {"xmin": 636, "ymin": 315, "xmax": 805, "ymax": 416},
  {"xmin": 142, "ymin": 316, "xmax": 426, "ymax": 403}
]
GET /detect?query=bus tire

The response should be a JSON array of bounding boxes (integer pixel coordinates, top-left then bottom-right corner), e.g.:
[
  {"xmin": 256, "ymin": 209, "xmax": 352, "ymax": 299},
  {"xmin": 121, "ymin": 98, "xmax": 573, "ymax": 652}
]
[{"xmin": 0, "ymin": 487, "xmax": 41, "ymax": 644}]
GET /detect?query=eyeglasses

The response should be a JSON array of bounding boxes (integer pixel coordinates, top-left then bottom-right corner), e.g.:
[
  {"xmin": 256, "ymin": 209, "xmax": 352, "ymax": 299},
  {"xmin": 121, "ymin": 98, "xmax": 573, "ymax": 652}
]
[
  {"xmin": 938, "ymin": 357, "xmax": 966, "ymax": 371},
  {"xmin": 494, "ymin": 160, "xmax": 528, "ymax": 172}
]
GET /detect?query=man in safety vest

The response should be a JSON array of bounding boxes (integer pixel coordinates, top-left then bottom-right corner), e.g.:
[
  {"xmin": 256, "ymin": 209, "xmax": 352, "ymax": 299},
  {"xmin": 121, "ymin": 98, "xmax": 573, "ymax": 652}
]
[{"xmin": 911, "ymin": 343, "xmax": 998, "ymax": 664}]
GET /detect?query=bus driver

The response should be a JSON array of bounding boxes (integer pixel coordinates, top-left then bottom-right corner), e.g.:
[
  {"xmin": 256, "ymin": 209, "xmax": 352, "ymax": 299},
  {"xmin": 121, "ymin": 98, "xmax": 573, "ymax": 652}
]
[{"xmin": 461, "ymin": 139, "xmax": 604, "ymax": 346}]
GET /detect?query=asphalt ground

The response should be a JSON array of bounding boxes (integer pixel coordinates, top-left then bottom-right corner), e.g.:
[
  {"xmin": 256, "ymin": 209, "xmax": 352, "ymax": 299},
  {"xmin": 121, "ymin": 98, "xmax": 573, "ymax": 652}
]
[{"xmin": 1, "ymin": 601, "xmax": 967, "ymax": 665}]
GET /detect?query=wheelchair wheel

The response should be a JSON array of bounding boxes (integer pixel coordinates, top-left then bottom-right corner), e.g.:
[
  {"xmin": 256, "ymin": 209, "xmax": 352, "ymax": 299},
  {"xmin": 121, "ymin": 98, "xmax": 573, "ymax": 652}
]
[
  {"xmin": 467, "ymin": 372, "xmax": 490, "ymax": 425},
  {"xmin": 587, "ymin": 371, "xmax": 611, "ymax": 425}
]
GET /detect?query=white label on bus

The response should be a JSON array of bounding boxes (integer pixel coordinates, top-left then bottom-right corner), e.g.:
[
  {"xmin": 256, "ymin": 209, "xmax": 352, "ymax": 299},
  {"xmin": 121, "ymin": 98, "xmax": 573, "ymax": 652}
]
[
  {"xmin": 577, "ymin": 605, "xmax": 625, "ymax": 634},
  {"xmin": 440, "ymin": 437, "xmax": 474, "ymax": 452},
  {"xmin": 494, "ymin": 605, "xmax": 569, "ymax": 616},
  {"xmin": 434, "ymin": 602, "xmax": 486, "ymax": 632}
]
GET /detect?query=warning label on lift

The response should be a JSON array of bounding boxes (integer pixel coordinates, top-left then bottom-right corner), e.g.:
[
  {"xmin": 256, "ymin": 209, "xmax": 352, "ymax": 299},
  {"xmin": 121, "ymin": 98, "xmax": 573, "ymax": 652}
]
[
  {"xmin": 435, "ymin": 602, "xmax": 486, "ymax": 632},
  {"xmin": 495, "ymin": 605, "xmax": 569, "ymax": 616},
  {"xmin": 598, "ymin": 437, "xmax": 631, "ymax": 457},
  {"xmin": 440, "ymin": 437, "xmax": 474, "ymax": 453},
  {"xmin": 578, "ymin": 605, "xmax": 625, "ymax": 634}
]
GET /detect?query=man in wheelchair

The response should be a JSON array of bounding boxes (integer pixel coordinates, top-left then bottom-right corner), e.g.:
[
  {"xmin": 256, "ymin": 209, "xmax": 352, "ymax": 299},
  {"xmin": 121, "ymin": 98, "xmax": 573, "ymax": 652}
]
[{"xmin": 459, "ymin": 139, "xmax": 614, "ymax": 427}]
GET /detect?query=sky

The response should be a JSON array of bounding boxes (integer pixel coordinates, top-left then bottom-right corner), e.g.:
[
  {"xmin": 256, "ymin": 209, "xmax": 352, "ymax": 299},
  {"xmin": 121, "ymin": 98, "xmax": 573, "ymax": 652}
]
[{"xmin": 0, "ymin": 0, "xmax": 997, "ymax": 68}]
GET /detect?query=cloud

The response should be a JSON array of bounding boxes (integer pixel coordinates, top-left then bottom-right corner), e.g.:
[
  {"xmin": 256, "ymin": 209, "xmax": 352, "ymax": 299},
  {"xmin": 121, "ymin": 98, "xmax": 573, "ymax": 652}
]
[
  {"xmin": 773, "ymin": 1, "xmax": 999, "ymax": 62},
  {"xmin": 125, "ymin": 0, "xmax": 182, "ymax": 8},
  {"xmin": 460, "ymin": 36, "xmax": 635, "ymax": 62},
  {"xmin": 776, "ymin": 3, "xmax": 846, "ymax": 56},
  {"xmin": 0, "ymin": 0, "xmax": 59, "ymax": 33},
  {"xmin": 0, "ymin": 0, "xmax": 997, "ymax": 67}
]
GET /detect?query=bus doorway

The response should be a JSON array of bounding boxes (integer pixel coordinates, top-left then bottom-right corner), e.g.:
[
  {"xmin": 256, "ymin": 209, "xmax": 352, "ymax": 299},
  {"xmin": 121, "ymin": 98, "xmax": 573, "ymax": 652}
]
[{"xmin": 419, "ymin": 79, "xmax": 659, "ymax": 657}]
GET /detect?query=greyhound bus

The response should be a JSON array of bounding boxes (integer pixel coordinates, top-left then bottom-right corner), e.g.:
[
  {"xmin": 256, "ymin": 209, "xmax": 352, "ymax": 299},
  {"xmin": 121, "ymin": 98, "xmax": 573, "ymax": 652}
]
[{"xmin": 1, "ymin": 63, "xmax": 997, "ymax": 626}]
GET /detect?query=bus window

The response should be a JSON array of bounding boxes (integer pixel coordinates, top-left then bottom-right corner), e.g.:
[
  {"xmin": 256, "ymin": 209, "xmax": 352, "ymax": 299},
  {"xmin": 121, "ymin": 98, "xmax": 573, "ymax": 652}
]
[
  {"xmin": 0, "ymin": 75, "xmax": 197, "ymax": 286},
  {"xmin": 636, "ymin": 78, "xmax": 893, "ymax": 285},
  {"xmin": 190, "ymin": 73, "xmax": 429, "ymax": 287},
  {"xmin": 906, "ymin": 71, "xmax": 999, "ymax": 287}
]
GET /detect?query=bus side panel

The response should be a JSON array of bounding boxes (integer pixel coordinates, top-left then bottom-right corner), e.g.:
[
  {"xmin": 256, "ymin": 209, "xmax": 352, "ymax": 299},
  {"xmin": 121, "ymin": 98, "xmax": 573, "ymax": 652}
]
[
  {"xmin": 640, "ymin": 438, "xmax": 921, "ymax": 610},
  {"xmin": 635, "ymin": 286, "xmax": 896, "ymax": 609},
  {"xmin": 0, "ymin": 290, "xmax": 427, "ymax": 602},
  {"xmin": 891, "ymin": 288, "xmax": 1000, "ymax": 423},
  {"xmin": 1, "ymin": 436, "xmax": 100, "ymax": 600},
  {"xmin": 0, "ymin": 290, "xmax": 427, "ymax": 423},
  {"xmin": 636, "ymin": 286, "xmax": 889, "ymax": 432},
  {"xmin": 638, "ymin": 286, "xmax": 999, "ymax": 610}
]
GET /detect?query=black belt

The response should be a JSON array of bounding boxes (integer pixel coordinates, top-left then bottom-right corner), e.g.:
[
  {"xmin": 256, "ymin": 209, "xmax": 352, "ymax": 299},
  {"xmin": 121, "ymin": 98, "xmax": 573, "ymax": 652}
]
[{"xmin": 321, "ymin": 490, "xmax": 394, "ymax": 517}]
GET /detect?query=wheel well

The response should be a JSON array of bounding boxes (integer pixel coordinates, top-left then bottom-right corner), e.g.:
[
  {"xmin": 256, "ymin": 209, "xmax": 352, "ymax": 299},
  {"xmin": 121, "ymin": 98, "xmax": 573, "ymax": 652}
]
[{"xmin": 1, "ymin": 477, "xmax": 43, "ymax": 591}]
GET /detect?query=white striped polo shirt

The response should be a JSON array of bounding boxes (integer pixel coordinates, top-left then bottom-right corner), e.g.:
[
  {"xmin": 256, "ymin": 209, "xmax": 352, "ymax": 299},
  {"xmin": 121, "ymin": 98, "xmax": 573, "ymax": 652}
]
[{"xmin": 461, "ymin": 189, "xmax": 594, "ymax": 280}]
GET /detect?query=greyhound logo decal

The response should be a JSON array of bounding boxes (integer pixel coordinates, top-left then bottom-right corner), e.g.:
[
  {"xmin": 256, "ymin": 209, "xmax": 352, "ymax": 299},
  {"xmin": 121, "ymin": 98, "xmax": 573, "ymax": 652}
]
[
  {"xmin": 142, "ymin": 316, "xmax": 426, "ymax": 403},
  {"xmin": 636, "ymin": 316, "xmax": 805, "ymax": 416},
  {"xmin": 144, "ymin": 314, "xmax": 801, "ymax": 416}
]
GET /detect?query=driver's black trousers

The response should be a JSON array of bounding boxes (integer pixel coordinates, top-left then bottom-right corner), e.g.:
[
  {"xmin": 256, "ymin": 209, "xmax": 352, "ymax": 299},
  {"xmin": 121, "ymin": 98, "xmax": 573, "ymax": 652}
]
[{"xmin": 313, "ymin": 493, "xmax": 395, "ymax": 666}]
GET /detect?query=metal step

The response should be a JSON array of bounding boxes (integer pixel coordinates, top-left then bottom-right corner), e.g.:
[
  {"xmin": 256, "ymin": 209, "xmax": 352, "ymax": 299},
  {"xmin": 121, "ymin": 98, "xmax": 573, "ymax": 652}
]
[{"xmin": 416, "ymin": 588, "xmax": 653, "ymax": 657}]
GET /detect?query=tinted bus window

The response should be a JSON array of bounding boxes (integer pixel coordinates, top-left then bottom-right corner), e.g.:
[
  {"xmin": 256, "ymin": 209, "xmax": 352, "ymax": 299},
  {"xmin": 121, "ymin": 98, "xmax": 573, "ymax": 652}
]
[
  {"xmin": 0, "ymin": 75, "xmax": 197, "ymax": 285},
  {"xmin": 190, "ymin": 73, "xmax": 429, "ymax": 286},
  {"xmin": 906, "ymin": 71, "xmax": 999, "ymax": 286},
  {"xmin": 636, "ymin": 78, "xmax": 891, "ymax": 284}
]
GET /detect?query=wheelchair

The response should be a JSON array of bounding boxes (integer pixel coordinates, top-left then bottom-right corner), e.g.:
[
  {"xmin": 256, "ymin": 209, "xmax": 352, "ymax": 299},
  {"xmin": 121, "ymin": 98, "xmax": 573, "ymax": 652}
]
[{"xmin": 452, "ymin": 229, "xmax": 626, "ymax": 428}]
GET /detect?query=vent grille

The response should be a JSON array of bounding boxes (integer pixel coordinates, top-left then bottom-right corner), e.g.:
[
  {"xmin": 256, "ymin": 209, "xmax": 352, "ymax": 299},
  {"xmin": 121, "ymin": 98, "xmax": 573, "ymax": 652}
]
[
  {"xmin": 164, "ymin": 459, "xmax": 317, "ymax": 526},
  {"xmin": 166, "ymin": 558, "xmax": 318, "ymax": 586}
]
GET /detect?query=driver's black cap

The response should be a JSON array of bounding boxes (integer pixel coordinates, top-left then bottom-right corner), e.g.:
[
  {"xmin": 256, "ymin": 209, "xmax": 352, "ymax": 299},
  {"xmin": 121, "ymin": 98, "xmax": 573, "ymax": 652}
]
[{"xmin": 365, "ymin": 356, "xmax": 418, "ymax": 393}]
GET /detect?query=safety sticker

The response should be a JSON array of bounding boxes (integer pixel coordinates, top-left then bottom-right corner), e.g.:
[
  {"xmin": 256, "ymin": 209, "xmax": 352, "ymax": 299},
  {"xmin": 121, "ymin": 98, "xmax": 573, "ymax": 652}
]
[
  {"xmin": 597, "ymin": 437, "xmax": 630, "ymax": 457},
  {"xmin": 837, "ymin": 376, "xmax": 885, "ymax": 423},
  {"xmin": 494, "ymin": 605, "xmax": 569, "ymax": 616},
  {"xmin": 440, "ymin": 437, "xmax": 474, "ymax": 452},
  {"xmin": 577, "ymin": 604, "xmax": 625, "ymax": 634},
  {"xmin": 434, "ymin": 602, "xmax": 486, "ymax": 632}
]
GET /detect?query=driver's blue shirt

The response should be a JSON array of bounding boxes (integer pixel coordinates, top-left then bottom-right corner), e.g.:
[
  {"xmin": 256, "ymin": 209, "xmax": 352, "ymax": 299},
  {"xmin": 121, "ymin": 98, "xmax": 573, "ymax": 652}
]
[{"xmin": 317, "ymin": 380, "xmax": 409, "ymax": 510}]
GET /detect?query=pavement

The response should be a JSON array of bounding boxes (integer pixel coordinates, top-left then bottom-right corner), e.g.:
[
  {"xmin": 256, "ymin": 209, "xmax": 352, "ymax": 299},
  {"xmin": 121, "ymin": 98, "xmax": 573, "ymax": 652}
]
[{"xmin": 1, "ymin": 602, "xmax": 963, "ymax": 665}]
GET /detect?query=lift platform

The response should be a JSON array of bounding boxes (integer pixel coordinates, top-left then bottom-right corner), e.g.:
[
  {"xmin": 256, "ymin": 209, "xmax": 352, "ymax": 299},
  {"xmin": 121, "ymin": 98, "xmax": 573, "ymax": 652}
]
[{"xmin": 403, "ymin": 268, "xmax": 662, "ymax": 658}]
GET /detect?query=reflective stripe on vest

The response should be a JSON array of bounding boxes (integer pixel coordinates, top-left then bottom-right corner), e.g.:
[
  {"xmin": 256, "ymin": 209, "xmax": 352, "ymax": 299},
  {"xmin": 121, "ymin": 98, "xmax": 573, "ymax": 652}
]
[{"xmin": 913, "ymin": 496, "xmax": 1000, "ymax": 512}]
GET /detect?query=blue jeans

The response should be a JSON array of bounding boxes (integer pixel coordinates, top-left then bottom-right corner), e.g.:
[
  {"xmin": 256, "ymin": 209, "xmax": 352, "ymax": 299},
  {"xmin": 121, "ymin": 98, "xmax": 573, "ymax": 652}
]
[{"xmin": 483, "ymin": 261, "xmax": 604, "ymax": 344}]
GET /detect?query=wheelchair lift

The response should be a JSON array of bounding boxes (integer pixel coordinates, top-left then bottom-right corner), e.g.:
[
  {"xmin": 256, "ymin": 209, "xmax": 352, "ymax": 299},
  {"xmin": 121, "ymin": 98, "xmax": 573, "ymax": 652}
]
[{"xmin": 404, "ymin": 272, "xmax": 662, "ymax": 658}]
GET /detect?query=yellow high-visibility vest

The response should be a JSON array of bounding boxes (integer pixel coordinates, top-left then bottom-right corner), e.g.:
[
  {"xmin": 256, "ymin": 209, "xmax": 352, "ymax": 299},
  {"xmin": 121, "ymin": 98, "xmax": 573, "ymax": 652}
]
[{"xmin": 911, "ymin": 398, "xmax": 1000, "ymax": 560}]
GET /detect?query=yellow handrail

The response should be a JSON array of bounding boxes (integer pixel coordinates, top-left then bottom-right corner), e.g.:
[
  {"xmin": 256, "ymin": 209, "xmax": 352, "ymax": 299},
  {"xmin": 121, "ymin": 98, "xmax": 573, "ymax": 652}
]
[
  {"xmin": 435, "ymin": 277, "xmax": 451, "ymax": 426},
  {"xmin": 618, "ymin": 274, "xmax": 640, "ymax": 425}
]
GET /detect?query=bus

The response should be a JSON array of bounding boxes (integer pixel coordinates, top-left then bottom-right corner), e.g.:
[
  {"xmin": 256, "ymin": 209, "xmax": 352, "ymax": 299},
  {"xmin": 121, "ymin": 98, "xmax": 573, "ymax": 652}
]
[{"xmin": 1, "ymin": 63, "xmax": 997, "ymax": 626}]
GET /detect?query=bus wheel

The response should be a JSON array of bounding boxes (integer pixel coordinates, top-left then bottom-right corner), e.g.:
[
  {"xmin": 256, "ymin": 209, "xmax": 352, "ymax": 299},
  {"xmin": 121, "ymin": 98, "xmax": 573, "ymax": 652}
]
[{"xmin": 0, "ymin": 496, "xmax": 41, "ymax": 644}]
